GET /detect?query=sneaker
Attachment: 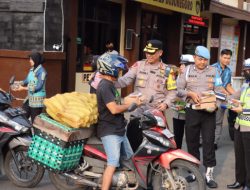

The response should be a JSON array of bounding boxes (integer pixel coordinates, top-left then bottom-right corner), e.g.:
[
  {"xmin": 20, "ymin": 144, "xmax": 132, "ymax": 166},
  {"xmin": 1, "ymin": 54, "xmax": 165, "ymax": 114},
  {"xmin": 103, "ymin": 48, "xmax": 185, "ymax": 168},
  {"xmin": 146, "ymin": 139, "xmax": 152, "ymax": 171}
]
[
  {"xmin": 185, "ymin": 174, "xmax": 196, "ymax": 183},
  {"xmin": 205, "ymin": 167, "xmax": 218, "ymax": 188}
]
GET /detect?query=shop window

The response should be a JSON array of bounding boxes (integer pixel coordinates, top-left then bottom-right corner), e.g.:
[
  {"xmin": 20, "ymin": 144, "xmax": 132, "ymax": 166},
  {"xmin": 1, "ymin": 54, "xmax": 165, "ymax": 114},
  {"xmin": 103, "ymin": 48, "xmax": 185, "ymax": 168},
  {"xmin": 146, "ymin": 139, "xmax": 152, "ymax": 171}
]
[
  {"xmin": 77, "ymin": 0, "xmax": 121, "ymax": 72},
  {"xmin": 140, "ymin": 11, "xmax": 169, "ymax": 62}
]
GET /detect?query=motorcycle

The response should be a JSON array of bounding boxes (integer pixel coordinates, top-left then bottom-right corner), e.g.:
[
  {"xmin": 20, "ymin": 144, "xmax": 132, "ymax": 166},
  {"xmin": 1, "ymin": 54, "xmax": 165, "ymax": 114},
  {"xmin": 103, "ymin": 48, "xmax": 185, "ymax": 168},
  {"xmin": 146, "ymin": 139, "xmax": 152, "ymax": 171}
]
[
  {"xmin": 0, "ymin": 76, "xmax": 45, "ymax": 187},
  {"xmin": 48, "ymin": 101, "xmax": 205, "ymax": 190}
]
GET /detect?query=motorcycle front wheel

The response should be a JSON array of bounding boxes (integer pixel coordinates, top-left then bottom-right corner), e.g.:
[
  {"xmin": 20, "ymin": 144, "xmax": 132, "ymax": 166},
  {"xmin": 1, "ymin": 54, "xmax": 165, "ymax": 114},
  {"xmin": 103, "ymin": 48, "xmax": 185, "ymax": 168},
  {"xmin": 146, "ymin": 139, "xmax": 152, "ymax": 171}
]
[
  {"xmin": 4, "ymin": 146, "xmax": 45, "ymax": 188},
  {"xmin": 152, "ymin": 159, "xmax": 206, "ymax": 190}
]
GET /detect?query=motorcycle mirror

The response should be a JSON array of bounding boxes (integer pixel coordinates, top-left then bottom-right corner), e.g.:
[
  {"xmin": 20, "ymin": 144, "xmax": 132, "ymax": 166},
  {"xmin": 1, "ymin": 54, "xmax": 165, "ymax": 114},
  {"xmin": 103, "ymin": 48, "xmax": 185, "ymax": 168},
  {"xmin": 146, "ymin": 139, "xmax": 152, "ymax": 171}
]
[
  {"xmin": 9, "ymin": 76, "xmax": 15, "ymax": 85},
  {"xmin": 149, "ymin": 96, "xmax": 154, "ymax": 103},
  {"xmin": 128, "ymin": 103, "xmax": 137, "ymax": 112}
]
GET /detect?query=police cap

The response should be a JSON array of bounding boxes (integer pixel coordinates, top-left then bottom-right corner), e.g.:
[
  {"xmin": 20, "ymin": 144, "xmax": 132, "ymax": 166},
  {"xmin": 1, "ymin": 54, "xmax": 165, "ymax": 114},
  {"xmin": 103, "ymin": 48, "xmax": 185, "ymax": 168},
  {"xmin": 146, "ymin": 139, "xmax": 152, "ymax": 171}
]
[
  {"xmin": 195, "ymin": 46, "xmax": 210, "ymax": 60},
  {"xmin": 144, "ymin": 39, "xmax": 163, "ymax": 54}
]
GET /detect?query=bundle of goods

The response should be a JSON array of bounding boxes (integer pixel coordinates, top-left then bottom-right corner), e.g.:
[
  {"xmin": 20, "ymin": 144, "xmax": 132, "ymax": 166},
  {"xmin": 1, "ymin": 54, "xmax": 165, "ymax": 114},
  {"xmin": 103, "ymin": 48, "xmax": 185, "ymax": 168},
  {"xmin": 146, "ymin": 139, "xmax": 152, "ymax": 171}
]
[
  {"xmin": 193, "ymin": 91, "xmax": 217, "ymax": 112},
  {"xmin": 215, "ymin": 91, "xmax": 227, "ymax": 101},
  {"xmin": 221, "ymin": 99, "xmax": 243, "ymax": 109},
  {"xmin": 171, "ymin": 98, "xmax": 186, "ymax": 112},
  {"xmin": 44, "ymin": 92, "xmax": 98, "ymax": 128},
  {"xmin": 28, "ymin": 113, "xmax": 94, "ymax": 172}
]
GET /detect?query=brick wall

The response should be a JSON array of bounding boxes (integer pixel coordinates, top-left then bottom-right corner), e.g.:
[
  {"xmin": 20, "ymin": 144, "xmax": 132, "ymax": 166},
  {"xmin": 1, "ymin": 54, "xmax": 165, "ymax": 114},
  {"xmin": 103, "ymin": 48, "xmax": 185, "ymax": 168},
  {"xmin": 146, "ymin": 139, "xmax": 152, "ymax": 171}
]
[
  {"xmin": 0, "ymin": 0, "xmax": 63, "ymax": 51},
  {"xmin": 0, "ymin": 0, "xmax": 44, "ymax": 51}
]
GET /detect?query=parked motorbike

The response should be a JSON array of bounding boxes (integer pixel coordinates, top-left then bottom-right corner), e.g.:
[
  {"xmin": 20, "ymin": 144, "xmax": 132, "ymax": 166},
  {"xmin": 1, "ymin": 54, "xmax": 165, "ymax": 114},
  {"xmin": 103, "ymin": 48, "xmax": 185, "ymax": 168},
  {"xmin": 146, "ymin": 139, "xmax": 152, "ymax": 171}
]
[
  {"xmin": 0, "ymin": 76, "xmax": 45, "ymax": 187},
  {"xmin": 48, "ymin": 101, "xmax": 205, "ymax": 190}
]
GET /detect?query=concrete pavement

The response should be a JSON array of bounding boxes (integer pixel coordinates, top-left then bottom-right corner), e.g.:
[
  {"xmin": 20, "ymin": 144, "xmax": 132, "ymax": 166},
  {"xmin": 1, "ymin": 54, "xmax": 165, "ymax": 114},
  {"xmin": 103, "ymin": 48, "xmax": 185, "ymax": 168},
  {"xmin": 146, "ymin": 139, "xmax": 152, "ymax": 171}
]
[{"xmin": 165, "ymin": 109, "xmax": 236, "ymax": 190}]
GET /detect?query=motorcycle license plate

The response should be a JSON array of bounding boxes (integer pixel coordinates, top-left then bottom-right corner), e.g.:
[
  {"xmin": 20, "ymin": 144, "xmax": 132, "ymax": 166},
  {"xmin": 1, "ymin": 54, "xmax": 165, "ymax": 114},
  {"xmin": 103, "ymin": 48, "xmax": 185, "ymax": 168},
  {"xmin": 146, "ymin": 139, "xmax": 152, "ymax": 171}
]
[{"xmin": 162, "ymin": 129, "xmax": 174, "ymax": 138}]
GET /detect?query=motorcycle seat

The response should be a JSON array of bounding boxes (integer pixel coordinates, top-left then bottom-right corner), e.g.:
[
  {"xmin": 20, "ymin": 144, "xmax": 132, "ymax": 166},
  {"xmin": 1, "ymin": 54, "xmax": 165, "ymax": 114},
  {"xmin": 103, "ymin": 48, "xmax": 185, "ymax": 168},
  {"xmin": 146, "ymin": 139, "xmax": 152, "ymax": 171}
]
[{"xmin": 86, "ymin": 136, "xmax": 102, "ymax": 145}]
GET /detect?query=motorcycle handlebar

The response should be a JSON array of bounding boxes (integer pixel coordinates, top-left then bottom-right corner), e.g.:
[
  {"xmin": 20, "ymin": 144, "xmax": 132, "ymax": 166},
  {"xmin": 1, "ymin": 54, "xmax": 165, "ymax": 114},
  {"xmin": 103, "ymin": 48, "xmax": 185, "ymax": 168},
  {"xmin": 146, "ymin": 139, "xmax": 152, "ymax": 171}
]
[{"xmin": 127, "ymin": 95, "xmax": 154, "ymax": 112}]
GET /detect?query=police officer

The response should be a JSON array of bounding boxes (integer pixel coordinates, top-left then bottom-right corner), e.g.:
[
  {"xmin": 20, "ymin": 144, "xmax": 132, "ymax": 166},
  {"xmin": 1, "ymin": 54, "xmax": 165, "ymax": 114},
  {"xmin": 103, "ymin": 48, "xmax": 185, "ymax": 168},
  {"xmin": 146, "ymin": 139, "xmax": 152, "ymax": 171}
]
[
  {"xmin": 227, "ymin": 59, "xmax": 250, "ymax": 190},
  {"xmin": 172, "ymin": 54, "xmax": 194, "ymax": 149},
  {"xmin": 115, "ymin": 39, "xmax": 177, "ymax": 150},
  {"xmin": 177, "ymin": 46, "xmax": 222, "ymax": 188}
]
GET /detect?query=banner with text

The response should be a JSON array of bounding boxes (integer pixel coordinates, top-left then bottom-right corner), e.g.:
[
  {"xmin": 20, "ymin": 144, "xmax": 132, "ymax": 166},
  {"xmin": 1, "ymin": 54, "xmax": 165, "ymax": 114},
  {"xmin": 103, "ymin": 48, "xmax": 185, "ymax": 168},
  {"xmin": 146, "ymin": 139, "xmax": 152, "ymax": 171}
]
[{"xmin": 133, "ymin": 0, "xmax": 201, "ymax": 16}]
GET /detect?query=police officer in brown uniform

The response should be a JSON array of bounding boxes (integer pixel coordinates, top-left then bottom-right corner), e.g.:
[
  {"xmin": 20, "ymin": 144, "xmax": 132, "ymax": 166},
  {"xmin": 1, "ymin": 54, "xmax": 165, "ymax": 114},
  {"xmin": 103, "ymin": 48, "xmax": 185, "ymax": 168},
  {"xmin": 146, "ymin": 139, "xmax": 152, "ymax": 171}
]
[
  {"xmin": 177, "ymin": 46, "xmax": 222, "ymax": 188},
  {"xmin": 115, "ymin": 39, "xmax": 177, "ymax": 150}
]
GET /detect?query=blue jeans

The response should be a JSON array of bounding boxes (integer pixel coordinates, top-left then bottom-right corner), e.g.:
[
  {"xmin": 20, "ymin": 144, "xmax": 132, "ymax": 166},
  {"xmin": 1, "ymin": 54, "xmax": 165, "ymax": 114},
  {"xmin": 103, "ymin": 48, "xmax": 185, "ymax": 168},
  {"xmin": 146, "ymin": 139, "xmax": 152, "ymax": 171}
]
[{"xmin": 101, "ymin": 134, "xmax": 133, "ymax": 167}]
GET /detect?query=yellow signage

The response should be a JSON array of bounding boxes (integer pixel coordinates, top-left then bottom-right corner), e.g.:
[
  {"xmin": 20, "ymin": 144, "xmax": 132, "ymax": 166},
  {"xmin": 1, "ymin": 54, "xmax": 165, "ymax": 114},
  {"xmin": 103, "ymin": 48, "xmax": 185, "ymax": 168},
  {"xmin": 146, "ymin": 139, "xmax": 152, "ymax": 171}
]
[{"xmin": 134, "ymin": 0, "xmax": 201, "ymax": 16}]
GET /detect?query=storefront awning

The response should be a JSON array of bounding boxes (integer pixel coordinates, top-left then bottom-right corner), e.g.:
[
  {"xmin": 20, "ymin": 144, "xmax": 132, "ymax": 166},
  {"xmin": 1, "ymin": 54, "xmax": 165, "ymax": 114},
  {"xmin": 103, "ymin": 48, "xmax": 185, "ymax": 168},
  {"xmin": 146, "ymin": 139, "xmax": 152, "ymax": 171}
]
[{"xmin": 209, "ymin": 0, "xmax": 250, "ymax": 22}]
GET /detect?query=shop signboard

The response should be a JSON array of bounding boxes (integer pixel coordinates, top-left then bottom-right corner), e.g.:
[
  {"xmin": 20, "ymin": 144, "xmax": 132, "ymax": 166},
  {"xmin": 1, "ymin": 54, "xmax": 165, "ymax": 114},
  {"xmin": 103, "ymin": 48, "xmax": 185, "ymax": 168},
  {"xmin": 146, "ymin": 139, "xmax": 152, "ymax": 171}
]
[
  {"xmin": 185, "ymin": 15, "xmax": 208, "ymax": 27},
  {"xmin": 133, "ymin": 0, "xmax": 201, "ymax": 16}
]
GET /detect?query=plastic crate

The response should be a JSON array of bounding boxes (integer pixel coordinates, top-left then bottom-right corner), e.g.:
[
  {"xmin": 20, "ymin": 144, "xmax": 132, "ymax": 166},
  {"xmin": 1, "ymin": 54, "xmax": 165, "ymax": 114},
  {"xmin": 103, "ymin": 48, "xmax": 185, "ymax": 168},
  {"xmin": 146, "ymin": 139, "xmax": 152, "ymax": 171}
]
[
  {"xmin": 28, "ymin": 128, "xmax": 84, "ymax": 172},
  {"xmin": 28, "ymin": 114, "xmax": 94, "ymax": 172},
  {"xmin": 33, "ymin": 113, "xmax": 94, "ymax": 142}
]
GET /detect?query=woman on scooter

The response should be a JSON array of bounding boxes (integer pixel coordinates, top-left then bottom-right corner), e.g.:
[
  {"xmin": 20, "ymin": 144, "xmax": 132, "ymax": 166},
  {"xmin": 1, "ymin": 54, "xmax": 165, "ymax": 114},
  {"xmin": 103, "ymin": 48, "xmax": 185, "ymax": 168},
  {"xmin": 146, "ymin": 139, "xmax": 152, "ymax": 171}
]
[
  {"xmin": 96, "ymin": 53, "xmax": 141, "ymax": 190},
  {"xmin": 13, "ymin": 51, "xmax": 47, "ymax": 123}
]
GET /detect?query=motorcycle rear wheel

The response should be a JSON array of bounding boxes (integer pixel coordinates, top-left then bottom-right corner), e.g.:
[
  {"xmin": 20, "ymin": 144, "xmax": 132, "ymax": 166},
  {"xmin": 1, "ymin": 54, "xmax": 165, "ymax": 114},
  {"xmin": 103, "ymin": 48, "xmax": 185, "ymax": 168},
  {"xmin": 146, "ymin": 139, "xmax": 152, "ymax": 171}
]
[
  {"xmin": 49, "ymin": 171, "xmax": 93, "ymax": 190},
  {"xmin": 152, "ymin": 159, "xmax": 206, "ymax": 190},
  {"xmin": 4, "ymin": 146, "xmax": 45, "ymax": 188}
]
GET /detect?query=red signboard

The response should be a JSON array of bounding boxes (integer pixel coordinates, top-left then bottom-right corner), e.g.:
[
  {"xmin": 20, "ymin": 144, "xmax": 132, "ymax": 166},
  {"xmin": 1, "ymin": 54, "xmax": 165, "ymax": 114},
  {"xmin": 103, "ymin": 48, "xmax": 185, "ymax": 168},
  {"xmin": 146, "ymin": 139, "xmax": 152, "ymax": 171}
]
[{"xmin": 185, "ymin": 15, "xmax": 208, "ymax": 27}]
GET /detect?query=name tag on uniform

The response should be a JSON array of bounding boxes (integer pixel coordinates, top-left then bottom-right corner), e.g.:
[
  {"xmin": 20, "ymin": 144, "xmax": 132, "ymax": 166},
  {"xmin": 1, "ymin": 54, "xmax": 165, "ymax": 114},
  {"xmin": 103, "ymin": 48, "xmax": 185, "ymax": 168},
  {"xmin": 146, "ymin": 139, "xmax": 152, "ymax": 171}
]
[
  {"xmin": 188, "ymin": 75, "xmax": 197, "ymax": 78},
  {"xmin": 156, "ymin": 74, "xmax": 164, "ymax": 78},
  {"xmin": 206, "ymin": 75, "xmax": 214, "ymax": 77}
]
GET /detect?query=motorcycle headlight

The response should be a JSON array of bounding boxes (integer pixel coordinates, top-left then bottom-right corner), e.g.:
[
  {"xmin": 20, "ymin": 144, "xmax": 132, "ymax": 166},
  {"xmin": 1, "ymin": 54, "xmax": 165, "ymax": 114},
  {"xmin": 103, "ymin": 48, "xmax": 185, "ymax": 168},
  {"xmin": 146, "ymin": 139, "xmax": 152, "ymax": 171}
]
[{"xmin": 155, "ymin": 136, "xmax": 176, "ymax": 148}]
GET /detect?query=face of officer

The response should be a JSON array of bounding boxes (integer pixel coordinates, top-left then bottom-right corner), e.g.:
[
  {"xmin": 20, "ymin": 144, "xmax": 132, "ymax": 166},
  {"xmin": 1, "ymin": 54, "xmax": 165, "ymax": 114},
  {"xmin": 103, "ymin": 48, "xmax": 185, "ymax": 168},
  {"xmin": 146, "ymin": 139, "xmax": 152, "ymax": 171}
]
[
  {"xmin": 194, "ymin": 55, "xmax": 208, "ymax": 70},
  {"xmin": 243, "ymin": 69, "xmax": 250, "ymax": 81},
  {"xmin": 220, "ymin": 54, "xmax": 231, "ymax": 68},
  {"xmin": 145, "ymin": 50, "xmax": 163, "ymax": 64}
]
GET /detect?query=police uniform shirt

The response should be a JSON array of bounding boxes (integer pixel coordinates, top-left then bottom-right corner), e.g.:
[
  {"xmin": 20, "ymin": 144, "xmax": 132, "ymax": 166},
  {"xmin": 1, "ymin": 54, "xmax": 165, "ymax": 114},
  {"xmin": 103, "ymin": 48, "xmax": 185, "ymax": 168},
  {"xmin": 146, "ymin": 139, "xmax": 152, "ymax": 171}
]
[
  {"xmin": 177, "ymin": 64, "xmax": 222, "ymax": 104},
  {"xmin": 115, "ymin": 60, "xmax": 176, "ymax": 108}
]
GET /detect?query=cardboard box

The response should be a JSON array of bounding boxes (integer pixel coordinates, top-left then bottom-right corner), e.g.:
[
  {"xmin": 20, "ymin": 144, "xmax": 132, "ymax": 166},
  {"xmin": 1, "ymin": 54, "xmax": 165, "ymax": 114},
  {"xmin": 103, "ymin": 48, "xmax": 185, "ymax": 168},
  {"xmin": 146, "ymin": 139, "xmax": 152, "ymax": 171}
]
[
  {"xmin": 200, "ymin": 95, "xmax": 216, "ymax": 103},
  {"xmin": 33, "ymin": 114, "xmax": 94, "ymax": 142},
  {"xmin": 194, "ymin": 102, "xmax": 217, "ymax": 110}
]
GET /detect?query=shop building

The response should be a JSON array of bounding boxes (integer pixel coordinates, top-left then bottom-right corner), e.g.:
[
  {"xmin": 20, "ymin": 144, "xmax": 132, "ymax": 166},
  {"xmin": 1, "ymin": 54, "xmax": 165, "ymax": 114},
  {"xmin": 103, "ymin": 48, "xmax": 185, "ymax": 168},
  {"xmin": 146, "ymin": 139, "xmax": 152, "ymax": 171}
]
[
  {"xmin": 0, "ymin": 0, "xmax": 65, "ymax": 99},
  {"xmin": 207, "ymin": 0, "xmax": 250, "ymax": 76},
  {"xmin": 6, "ymin": 0, "xmax": 249, "ymax": 96},
  {"xmin": 74, "ymin": 0, "xmax": 204, "ymax": 94}
]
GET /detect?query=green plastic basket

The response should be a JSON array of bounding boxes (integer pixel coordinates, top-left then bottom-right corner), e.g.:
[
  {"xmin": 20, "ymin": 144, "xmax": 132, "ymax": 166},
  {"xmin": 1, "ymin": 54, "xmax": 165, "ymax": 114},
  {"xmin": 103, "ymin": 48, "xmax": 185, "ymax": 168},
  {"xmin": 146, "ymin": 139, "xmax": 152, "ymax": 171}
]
[{"xmin": 28, "ymin": 129, "xmax": 84, "ymax": 172}]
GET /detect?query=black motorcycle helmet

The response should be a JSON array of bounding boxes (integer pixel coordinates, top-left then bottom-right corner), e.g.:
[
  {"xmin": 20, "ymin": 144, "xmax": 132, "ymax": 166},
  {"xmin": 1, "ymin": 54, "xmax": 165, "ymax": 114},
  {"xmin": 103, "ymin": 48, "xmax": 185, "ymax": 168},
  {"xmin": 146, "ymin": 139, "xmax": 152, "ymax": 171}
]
[{"xmin": 140, "ymin": 110, "xmax": 157, "ymax": 129}]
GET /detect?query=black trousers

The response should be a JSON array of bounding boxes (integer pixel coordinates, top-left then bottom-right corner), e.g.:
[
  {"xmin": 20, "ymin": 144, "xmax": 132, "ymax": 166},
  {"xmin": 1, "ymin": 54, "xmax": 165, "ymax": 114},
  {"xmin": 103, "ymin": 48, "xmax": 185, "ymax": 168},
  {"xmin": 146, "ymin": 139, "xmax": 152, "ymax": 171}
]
[
  {"xmin": 173, "ymin": 118, "xmax": 185, "ymax": 149},
  {"xmin": 22, "ymin": 101, "xmax": 43, "ymax": 123},
  {"xmin": 185, "ymin": 108, "xmax": 216, "ymax": 167},
  {"xmin": 234, "ymin": 129, "xmax": 250, "ymax": 187}
]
